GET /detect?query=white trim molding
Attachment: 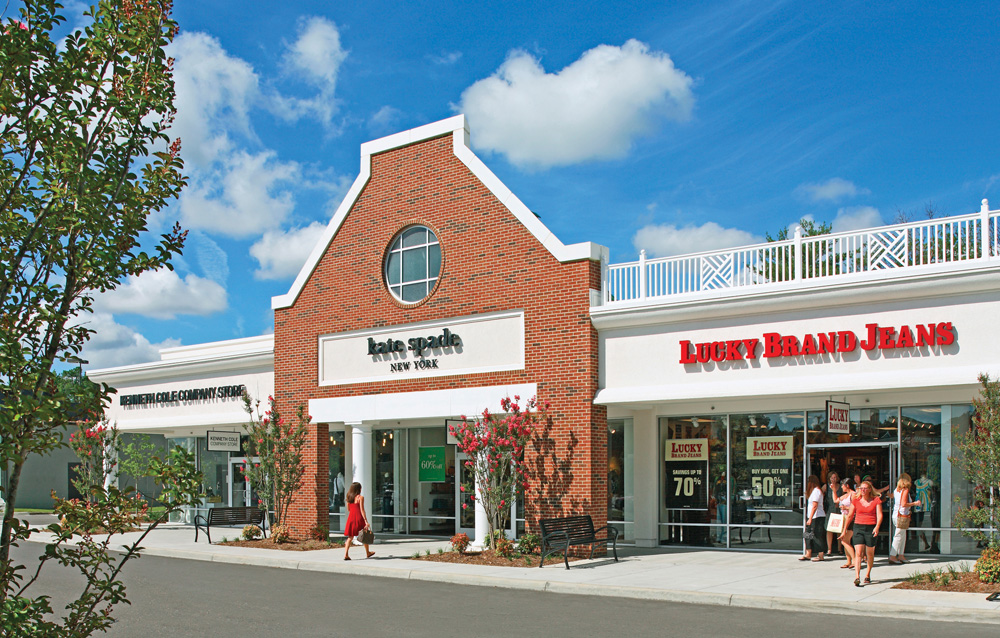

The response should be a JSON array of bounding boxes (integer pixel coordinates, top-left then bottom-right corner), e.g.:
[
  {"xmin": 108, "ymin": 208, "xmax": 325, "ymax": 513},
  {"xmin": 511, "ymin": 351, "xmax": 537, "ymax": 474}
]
[{"xmin": 309, "ymin": 383, "xmax": 538, "ymax": 425}]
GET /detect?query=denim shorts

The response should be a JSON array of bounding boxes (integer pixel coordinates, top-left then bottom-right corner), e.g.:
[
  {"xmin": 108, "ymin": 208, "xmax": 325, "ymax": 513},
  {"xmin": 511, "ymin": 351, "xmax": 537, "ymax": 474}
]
[{"xmin": 854, "ymin": 523, "xmax": 877, "ymax": 547}]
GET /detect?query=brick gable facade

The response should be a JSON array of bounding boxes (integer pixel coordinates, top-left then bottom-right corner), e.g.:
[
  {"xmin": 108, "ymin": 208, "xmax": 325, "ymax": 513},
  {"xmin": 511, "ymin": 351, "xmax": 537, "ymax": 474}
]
[{"xmin": 273, "ymin": 130, "xmax": 606, "ymax": 541}]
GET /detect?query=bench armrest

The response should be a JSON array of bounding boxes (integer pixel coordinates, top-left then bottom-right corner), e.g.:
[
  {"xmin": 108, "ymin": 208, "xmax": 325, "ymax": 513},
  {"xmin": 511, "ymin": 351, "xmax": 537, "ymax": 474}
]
[
  {"xmin": 592, "ymin": 525, "xmax": 619, "ymax": 540},
  {"xmin": 541, "ymin": 529, "xmax": 570, "ymax": 545}
]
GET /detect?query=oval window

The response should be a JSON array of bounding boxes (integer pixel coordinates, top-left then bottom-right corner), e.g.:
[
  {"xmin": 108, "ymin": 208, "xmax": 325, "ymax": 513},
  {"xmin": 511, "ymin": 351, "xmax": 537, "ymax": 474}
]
[{"xmin": 384, "ymin": 226, "xmax": 441, "ymax": 303}]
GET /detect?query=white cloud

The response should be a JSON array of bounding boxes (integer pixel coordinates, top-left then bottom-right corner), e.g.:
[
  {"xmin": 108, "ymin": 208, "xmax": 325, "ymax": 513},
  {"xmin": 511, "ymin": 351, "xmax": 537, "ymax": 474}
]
[
  {"xmin": 249, "ymin": 221, "xmax": 327, "ymax": 280},
  {"xmin": 430, "ymin": 51, "xmax": 462, "ymax": 65},
  {"xmin": 169, "ymin": 32, "xmax": 259, "ymax": 165},
  {"xmin": 457, "ymin": 39, "xmax": 694, "ymax": 168},
  {"xmin": 832, "ymin": 206, "xmax": 883, "ymax": 233},
  {"xmin": 271, "ymin": 17, "xmax": 347, "ymax": 126},
  {"xmin": 79, "ymin": 312, "xmax": 181, "ymax": 370},
  {"xmin": 95, "ymin": 269, "xmax": 228, "ymax": 320},
  {"xmin": 633, "ymin": 222, "xmax": 761, "ymax": 258},
  {"xmin": 369, "ymin": 105, "xmax": 403, "ymax": 133},
  {"xmin": 179, "ymin": 150, "xmax": 300, "ymax": 238},
  {"xmin": 794, "ymin": 178, "xmax": 870, "ymax": 203}
]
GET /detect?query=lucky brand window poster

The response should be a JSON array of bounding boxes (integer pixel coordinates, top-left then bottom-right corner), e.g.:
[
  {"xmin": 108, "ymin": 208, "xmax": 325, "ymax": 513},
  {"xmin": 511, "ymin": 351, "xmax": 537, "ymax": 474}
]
[{"xmin": 664, "ymin": 438, "xmax": 709, "ymax": 510}]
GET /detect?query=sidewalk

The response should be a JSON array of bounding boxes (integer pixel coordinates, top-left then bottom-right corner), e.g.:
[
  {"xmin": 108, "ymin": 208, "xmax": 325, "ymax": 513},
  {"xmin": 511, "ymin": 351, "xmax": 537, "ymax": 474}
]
[{"xmin": 22, "ymin": 519, "xmax": 1000, "ymax": 625}]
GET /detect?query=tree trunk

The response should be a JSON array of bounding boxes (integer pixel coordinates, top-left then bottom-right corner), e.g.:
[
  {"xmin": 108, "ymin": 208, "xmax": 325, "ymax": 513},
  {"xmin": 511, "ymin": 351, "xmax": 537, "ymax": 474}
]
[{"xmin": 0, "ymin": 453, "xmax": 27, "ymax": 602}]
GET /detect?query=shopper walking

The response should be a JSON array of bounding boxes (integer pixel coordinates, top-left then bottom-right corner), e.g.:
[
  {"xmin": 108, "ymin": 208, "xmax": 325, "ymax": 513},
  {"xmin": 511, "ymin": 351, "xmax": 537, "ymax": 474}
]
[
  {"xmin": 837, "ymin": 478, "xmax": 857, "ymax": 569},
  {"xmin": 824, "ymin": 472, "xmax": 842, "ymax": 556},
  {"xmin": 343, "ymin": 482, "xmax": 375, "ymax": 560},
  {"xmin": 799, "ymin": 475, "xmax": 826, "ymax": 562},
  {"xmin": 889, "ymin": 473, "xmax": 920, "ymax": 564},
  {"xmin": 841, "ymin": 480, "xmax": 882, "ymax": 586}
]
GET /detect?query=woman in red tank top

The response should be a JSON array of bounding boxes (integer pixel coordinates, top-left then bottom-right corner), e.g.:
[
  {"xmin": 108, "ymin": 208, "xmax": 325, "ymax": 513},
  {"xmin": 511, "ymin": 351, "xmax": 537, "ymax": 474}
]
[
  {"xmin": 343, "ymin": 482, "xmax": 375, "ymax": 560},
  {"xmin": 839, "ymin": 480, "xmax": 882, "ymax": 587}
]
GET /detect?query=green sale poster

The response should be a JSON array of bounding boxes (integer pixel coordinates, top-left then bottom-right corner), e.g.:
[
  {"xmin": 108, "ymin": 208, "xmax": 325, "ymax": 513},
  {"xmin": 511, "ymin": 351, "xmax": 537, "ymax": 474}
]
[{"xmin": 419, "ymin": 446, "xmax": 446, "ymax": 482}]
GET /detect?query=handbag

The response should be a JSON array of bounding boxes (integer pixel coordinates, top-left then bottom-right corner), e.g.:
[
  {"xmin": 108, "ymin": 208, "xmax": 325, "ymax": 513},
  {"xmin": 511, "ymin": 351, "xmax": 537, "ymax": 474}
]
[
  {"xmin": 896, "ymin": 513, "xmax": 911, "ymax": 530},
  {"xmin": 826, "ymin": 513, "xmax": 844, "ymax": 534},
  {"xmin": 357, "ymin": 527, "xmax": 375, "ymax": 544},
  {"xmin": 803, "ymin": 526, "xmax": 815, "ymax": 541}
]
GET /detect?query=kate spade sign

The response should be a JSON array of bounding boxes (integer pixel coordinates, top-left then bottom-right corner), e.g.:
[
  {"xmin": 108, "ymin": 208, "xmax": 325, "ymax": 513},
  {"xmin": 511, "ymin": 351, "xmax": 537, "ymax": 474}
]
[{"xmin": 319, "ymin": 311, "xmax": 524, "ymax": 386}]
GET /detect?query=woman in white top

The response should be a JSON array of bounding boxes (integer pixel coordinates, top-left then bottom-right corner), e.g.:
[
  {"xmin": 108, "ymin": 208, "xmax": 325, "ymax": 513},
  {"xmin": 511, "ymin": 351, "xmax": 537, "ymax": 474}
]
[
  {"xmin": 838, "ymin": 479, "xmax": 857, "ymax": 569},
  {"xmin": 799, "ymin": 475, "xmax": 826, "ymax": 561},
  {"xmin": 889, "ymin": 473, "xmax": 920, "ymax": 564}
]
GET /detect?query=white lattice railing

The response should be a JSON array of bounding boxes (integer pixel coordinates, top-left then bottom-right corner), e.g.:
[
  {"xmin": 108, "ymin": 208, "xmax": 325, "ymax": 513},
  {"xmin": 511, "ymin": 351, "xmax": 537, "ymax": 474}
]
[{"xmin": 603, "ymin": 199, "xmax": 999, "ymax": 306}]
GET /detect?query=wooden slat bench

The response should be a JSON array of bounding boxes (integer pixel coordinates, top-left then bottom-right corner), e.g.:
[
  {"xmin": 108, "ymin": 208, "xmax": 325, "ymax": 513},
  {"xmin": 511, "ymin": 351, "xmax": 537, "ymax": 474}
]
[
  {"xmin": 194, "ymin": 506, "xmax": 267, "ymax": 544},
  {"xmin": 539, "ymin": 514, "xmax": 619, "ymax": 569}
]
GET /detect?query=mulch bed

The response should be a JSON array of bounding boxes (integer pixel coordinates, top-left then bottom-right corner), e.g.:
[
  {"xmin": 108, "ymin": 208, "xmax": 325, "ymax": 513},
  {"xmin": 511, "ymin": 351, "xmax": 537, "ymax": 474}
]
[
  {"xmin": 219, "ymin": 538, "xmax": 344, "ymax": 551},
  {"xmin": 892, "ymin": 571, "xmax": 999, "ymax": 594},
  {"xmin": 410, "ymin": 550, "xmax": 583, "ymax": 567}
]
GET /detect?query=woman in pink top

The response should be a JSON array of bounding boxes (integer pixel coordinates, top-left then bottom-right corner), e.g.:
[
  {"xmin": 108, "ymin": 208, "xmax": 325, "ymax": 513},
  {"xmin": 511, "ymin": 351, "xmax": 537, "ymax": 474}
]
[{"xmin": 840, "ymin": 480, "xmax": 882, "ymax": 587}]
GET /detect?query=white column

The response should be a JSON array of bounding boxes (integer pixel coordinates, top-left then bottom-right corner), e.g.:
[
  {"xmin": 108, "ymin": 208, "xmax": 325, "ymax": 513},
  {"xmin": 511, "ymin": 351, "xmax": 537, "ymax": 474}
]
[
  {"xmin": 349, "ymin": 422, "xmax": 374, "ymax": 514},
  {"xmin": 632, "ymin": 409, "xmax": 659, "ymax": 547},
  {"xmin": 471, "ymin": 467, "xmax": 490, "ymax": 550}
]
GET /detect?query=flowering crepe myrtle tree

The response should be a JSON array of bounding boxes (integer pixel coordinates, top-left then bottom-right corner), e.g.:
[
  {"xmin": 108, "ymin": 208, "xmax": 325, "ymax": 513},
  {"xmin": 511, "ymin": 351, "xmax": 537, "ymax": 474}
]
[
  {"xmin": 68, "ymin": 420, "xmax": 121, "ymax": 499},
  {"xmin": 0, "ymin": 1, "xmax": 196, "ymax": 634},
  {"xmin": 449, "ymin": 395, "xmax": 548, "ymax": 547},
  {"xmin": 241, "ymin": 392, "xmax": 311, "ymax": 529}
]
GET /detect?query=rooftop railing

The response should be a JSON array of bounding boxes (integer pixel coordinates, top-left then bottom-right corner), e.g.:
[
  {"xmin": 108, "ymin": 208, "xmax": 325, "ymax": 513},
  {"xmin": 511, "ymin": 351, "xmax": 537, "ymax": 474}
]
[{"xmin": 602, "ymin": 199, "xmax": 999, "ymax": 307}]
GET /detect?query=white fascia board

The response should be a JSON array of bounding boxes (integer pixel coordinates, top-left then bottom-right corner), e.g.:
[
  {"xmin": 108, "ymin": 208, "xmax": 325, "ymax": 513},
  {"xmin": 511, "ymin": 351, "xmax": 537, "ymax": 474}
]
[
  {"xmin": 159, "ymin": 334, "xmax": 273, "ymax": 362},
  {"xmin": 86, "ymin": 352, "xmax": 273, "ymax": 385},
  {"xmin": 594, "ymin": 364, "xmax": 999, "ymax": 406},
  {"xmin": 272, "ymin": 115, "xmax": 606, "ymax": 310},
  {"xmin": 309, "ymin": 383, "xmax": 537, "ymax": 424},
  {"xmin": 591, "ymin": 263, "xmax": 1000, "ymax": 331}
]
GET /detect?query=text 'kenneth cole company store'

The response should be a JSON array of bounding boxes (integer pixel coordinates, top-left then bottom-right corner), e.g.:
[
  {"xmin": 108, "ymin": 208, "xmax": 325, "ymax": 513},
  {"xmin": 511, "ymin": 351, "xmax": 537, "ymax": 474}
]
[{"xmin": 88, "ymin": 116, "xmax": 1000, "ymax": 556}]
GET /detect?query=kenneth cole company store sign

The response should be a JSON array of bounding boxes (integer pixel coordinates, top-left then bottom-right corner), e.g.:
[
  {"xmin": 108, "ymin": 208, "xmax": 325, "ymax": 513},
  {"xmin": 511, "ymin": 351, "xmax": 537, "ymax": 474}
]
[
  {"xmin": 319, "ymin": 310, "xmax": 525, "ymax": 386},
  {"xmin": 679, "ymin": 321, "xmax": 956, "ymax": 365},
  {"xmin": 120, "ymin": 384, "xmax": 246, "ymax": 408}
]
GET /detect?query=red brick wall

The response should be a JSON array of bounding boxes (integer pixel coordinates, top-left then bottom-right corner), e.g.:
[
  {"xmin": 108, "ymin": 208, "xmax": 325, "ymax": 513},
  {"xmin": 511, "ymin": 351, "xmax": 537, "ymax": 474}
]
[{"xmin": 274, "ymin": 133, "xmax": 606, "ymax": 541}]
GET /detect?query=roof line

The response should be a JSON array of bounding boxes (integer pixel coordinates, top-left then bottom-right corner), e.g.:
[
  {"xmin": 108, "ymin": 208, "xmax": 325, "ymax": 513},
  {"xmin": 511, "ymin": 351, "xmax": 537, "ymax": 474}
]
[{"xmin": 272, "ymin": 115, "xmax": 605, "ymax": 310}]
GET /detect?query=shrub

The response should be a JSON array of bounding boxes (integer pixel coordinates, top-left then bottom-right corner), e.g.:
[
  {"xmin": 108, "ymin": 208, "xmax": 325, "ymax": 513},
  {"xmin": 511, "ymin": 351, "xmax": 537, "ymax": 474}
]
[
  {"xmin": 271, "ymin": 524, "xmax": 290, "ymax": 544},
  {"xmin": 241, "ymin": 524, "xmax": 263, "ymax": 541},
  {"xmin": 975, "ymin": 547, "xmax": 1000, "ymax": 584},
  {"xmin": 487, "ymin": 529, "xmax": 506, "ymax": 549},
  {"xmin": 309, "ymin": 524, "xmax": 329, "ymax": 542},
  {"xmin": 494, "ymin": 537, "xmax": 516, "ymax": 559},
  {"xmin": 450, "ymin": 533, "xmax": 471, "ymax": 554},
  {"xmin": 517, "ymin": 532, "xmax": 540, "ymax": 555}
]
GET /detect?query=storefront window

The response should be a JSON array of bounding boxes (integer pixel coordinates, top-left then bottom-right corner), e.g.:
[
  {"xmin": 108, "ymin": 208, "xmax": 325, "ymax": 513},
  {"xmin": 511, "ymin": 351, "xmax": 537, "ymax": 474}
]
[
  {"xmin": 329, "ymin": 430, "xmax": 346, "ymax": 531},
  {"xmin": 807, "ymin": 407, "xmax": 896, "ymax": 445},
  {"xmin": 608, "ymin": 418, "xmax": 634, "ymax": 542},
  {"xmin": 197, "ymin": 438, "xmax": 228, "ymax": 508},
  {"xmin": 728, "ymin": 412, "xmax": 804, "ymax": 551},
  {"xmin": 408, "ymin": 427, "xmax": 455, "ymax": 536},
  {"xmin": 659, "ymin": 415, "xmax": 726, "ymax": 546},
  {"xmin": 901, "ymin": 404, "xmax": 976, "ymax": 555},
  {"xmin": 372, "ymin": 428, "xmax": 404, "ymax": 534}
]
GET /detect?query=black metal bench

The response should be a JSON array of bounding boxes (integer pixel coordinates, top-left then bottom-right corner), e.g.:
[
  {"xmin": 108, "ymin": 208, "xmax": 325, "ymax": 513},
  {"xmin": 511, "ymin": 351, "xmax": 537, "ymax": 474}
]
[
  {"xmin": 194, "ymin": 506, "xmax": 267, "ymax": 544},
  {"xmin": 539, "ymin": 514, "xmax": 619, "ymax": 569}
]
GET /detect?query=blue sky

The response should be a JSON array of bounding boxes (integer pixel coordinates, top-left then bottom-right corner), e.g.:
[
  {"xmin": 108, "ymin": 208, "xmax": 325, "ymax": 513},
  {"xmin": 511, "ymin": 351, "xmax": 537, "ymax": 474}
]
[{"xmin": 55, "ymin": 0, "xmax": 999, "ymax": 369}]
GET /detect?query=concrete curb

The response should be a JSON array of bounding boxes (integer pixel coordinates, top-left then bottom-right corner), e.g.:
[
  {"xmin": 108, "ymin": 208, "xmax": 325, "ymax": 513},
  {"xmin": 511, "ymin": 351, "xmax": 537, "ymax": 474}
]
[{"xmin": 134, "ymin": 545, "xmax": 1000, "ymax": 625}]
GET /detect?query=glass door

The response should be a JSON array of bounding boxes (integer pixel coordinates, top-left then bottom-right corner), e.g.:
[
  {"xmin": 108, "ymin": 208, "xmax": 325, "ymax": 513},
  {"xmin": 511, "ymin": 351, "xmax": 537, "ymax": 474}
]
[
  {"xmin": 456, "ymin": 452, "xmax": 475, "ymax": 536},
  {"xmin": 228, "ymin": 457, "xmax": 258, "ymax": 509}
]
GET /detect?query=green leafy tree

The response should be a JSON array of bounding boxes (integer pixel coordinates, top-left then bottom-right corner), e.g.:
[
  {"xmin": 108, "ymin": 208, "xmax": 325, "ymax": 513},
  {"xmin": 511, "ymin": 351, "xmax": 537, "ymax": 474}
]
[
  {"xmin": 951, "ymin": 374, "xmax": 1000, "ymax": 555},
  {"xmin": 1, "ymin": 1, "xmax": 196, "ymax": 634},
  {"xmin": 759, "ymin": 218, "xmax": 834, "ymax": 282},
  {"xmin": 241, "ymin": 393, "xmax": 311, "ymax": 531}
]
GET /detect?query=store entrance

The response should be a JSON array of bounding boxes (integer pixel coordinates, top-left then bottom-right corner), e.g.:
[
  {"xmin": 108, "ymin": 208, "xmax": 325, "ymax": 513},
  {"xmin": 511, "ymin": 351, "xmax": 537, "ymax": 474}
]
[{"xmin": 805, "ymin": 443, "xmax": 898, "ymax": 552}]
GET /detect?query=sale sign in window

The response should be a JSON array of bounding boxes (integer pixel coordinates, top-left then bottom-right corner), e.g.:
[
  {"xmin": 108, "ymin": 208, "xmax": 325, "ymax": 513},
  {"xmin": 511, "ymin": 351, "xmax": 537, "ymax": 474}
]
[
  {"xmin": 664, "ymin": 438, "xmax": 709, "ymax": 510},
  {"xmin": 745, "ymin": 436, "xmax": 794, "ymax": 509}
]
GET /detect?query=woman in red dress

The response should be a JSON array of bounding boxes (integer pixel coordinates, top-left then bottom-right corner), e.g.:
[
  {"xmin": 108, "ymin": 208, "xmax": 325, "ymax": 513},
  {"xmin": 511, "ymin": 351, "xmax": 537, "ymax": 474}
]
[{"xmin": 344, "ymin": 481, "xmax": 374, "ymax": 560}]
